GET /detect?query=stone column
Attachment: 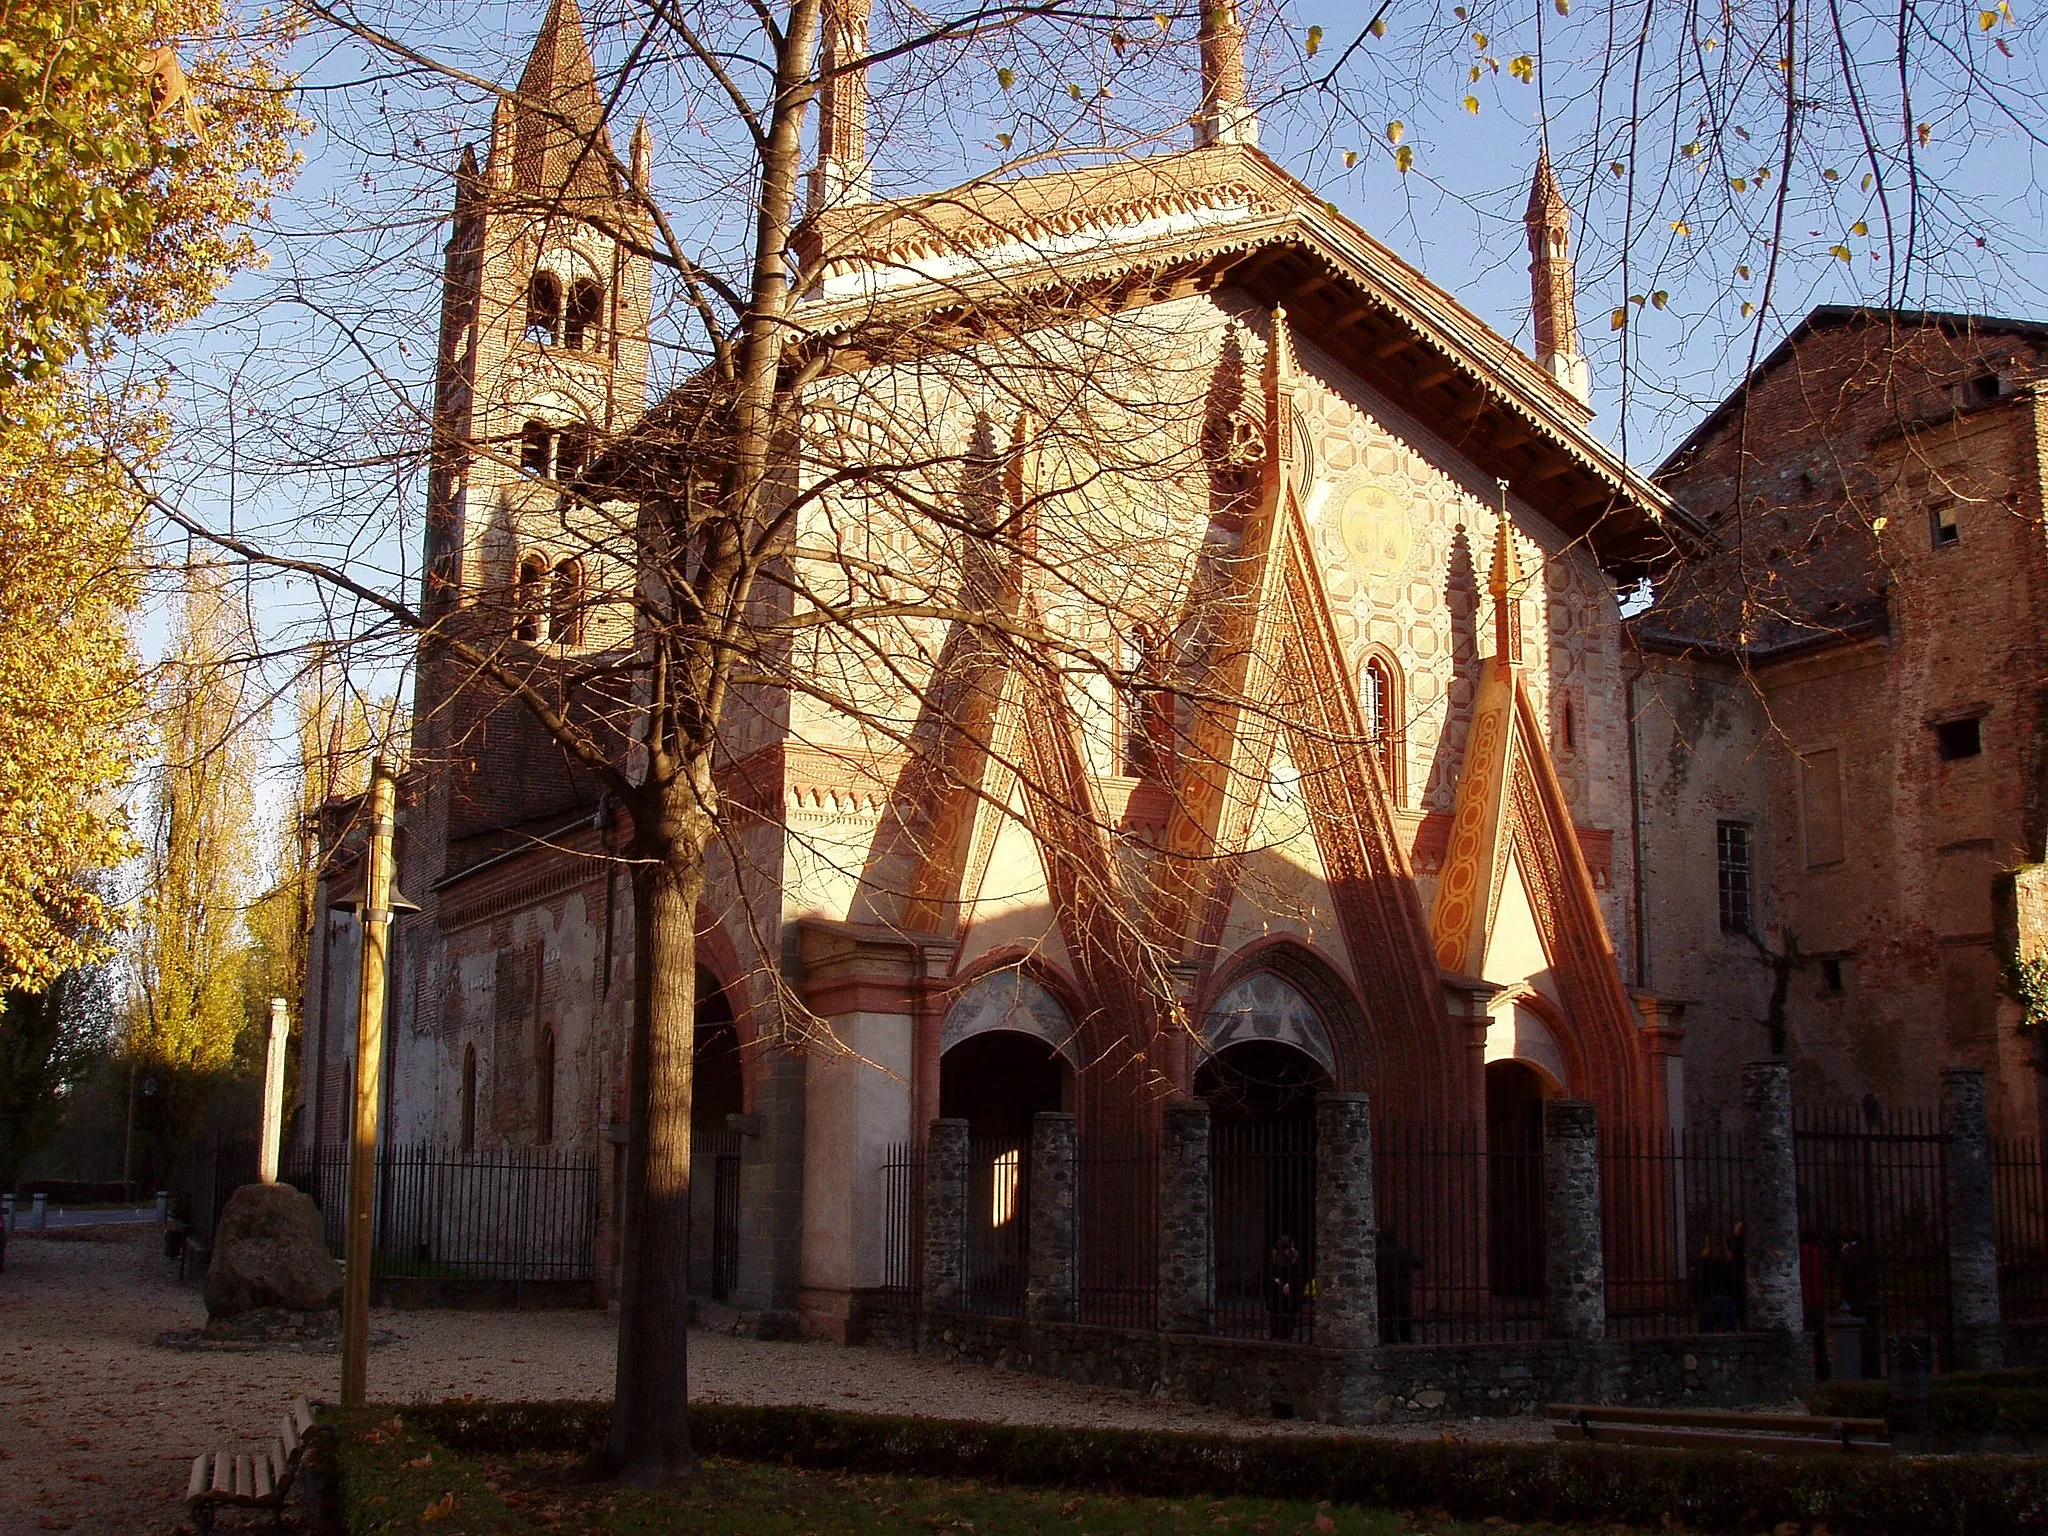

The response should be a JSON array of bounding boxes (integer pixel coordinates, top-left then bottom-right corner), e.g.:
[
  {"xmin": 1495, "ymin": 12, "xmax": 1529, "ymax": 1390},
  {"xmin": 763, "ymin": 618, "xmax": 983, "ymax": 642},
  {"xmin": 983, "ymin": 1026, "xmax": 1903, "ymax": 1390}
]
[
  {"xmin": 1314, "ymin": 1094, "xmax": 1379, "ymax": 1354},
  {"xmin": 1158, "ymin": 1097, "xmax": 1213, "ymax": 1334},
  {"xmin": 1944, "ymin": 1067, "xmax": 2005, "ymax": 1369},
  {"xmin": 1027, "ymin": 1111, "xmax": 1078, "ymax": 1324},
  {"xmin": 923, "ymin": 1118, "xmax": 969, "ymax": 1313},
  {"xmin": 1741, "ymin": 1060, "xmax": 1803, "ymax": 1335},
  {"xmin": 1543, "ymin": 1100, "xmax": 1605, "ymax": 1341}
]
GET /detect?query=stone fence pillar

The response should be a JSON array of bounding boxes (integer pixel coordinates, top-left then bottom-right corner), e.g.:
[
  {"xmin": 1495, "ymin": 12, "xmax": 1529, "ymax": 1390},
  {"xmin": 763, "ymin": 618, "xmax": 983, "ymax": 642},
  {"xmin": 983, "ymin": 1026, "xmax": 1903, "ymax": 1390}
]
[
  {"xmin": 1543, "ymin": 1100, "xmax": 1605, "ymax": 1342},
  {"xmin": 1314, "ymin": 1093, "xmax": 1379, "ymax": 1354},
  {"xmin": 923, "ymin": 1118, "xmax": 968, "ymax": 1313},
  {"xmin": 1741, "ymin": 1060, "xmax": 1803, "ymax": 1335},
  {"xmin": 1159, "ymin": 1097, "xmax": 1213, "ymax": 1334},
  {"xmin": 1027, "ymin": 1111, "xmax": 1078, "ymax": 1324},
  {"xmin": 1945, "ymin": 1067, "xmax": 2004, "ymax": 1369}
]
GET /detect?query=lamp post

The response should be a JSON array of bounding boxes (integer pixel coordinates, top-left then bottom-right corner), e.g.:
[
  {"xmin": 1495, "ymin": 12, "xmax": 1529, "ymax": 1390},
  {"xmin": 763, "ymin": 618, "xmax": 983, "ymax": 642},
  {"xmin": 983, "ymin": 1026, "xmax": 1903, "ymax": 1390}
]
[
  {"xmin": 329, "ymin": 757, "xmax": 417, "ymax": 1408},
  {"xmin": 259, "ymin": 997, "xmax": 289, "ymax": 1185}
]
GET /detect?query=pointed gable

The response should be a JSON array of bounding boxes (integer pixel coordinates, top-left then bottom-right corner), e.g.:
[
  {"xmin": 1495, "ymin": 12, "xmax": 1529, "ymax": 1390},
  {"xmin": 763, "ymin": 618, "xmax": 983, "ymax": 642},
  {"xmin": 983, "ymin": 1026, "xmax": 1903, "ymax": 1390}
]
[{"xmin": 509, "ymin": 0, "xmax": 625, "ymax": 205}]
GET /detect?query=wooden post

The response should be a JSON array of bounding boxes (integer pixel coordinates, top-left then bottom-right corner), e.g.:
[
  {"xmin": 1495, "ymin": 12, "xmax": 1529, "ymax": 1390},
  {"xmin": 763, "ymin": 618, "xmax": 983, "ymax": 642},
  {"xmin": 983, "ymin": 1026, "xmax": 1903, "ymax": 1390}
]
[
  {"xmin": 341, "ymin": 758, "xmax": 399, "ymax": 1408},
  {"xmin": 259, "ymin": 997, "xmax": 289, "ymax": 1185}
]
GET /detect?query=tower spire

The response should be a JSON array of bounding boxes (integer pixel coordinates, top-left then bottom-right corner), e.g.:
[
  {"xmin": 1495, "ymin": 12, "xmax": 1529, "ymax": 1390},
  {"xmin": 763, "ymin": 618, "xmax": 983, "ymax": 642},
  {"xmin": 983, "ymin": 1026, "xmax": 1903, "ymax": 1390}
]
[
  {"xmin": 1195, "ymin": 1, "xmax": 1257, "ymax": 147},
  {"xmin": 809, "ymin": 0, "xmax": 873, "ymax": 210},
  {"xmin": 1489, "ymin": 480, "xmax": 1523, "ymax": 669},
  {"xmin": 1524, "ymin": 148, "xmax": 1590, "ymax": 404}
]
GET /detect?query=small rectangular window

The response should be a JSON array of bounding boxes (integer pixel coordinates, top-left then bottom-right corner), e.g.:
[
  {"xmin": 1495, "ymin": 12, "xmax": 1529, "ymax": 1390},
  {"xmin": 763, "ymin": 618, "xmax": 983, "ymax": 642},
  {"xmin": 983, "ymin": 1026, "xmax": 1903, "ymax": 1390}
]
[
  {"xmin": 1931, "ymin": 504, "xmax": 1960, "ymax": 548},
  {"xmin": 1936, "ymin": 717, "xmax": 1982, "ymax": 760},
  {"xmin": 1822, "ymin": 958, "xmax": 1844, "ymax": 992},
  {"xmin": 1716, "ymin": 821, "xmax": 1752, "ymax": 935}
]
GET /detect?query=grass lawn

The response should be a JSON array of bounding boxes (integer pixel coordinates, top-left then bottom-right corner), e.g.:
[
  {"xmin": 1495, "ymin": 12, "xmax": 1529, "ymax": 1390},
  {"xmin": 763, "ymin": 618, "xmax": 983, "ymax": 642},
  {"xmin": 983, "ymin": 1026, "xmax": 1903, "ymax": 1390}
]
[{"xmin": 339, "ymin": 1416, "xmax": 1572, "ymax": 1536}]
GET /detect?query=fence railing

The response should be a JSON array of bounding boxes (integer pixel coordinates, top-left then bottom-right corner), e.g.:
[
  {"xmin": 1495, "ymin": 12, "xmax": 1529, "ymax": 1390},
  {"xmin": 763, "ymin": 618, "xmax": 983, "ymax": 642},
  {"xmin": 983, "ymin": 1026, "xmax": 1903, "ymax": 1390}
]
[
  {"xmin": 1078, "ymin": 1132, "xmax": 1157, "ymax": 1329},
  {"xmin": 1374, "ymin": 1122, "xmax": 1543, "ymax": 1344},
  {"xmin": 1794, "ymin": 1105, "xmax": 1951, "ymax": 1373},
  {"xmin": 291, "ymin": 1142, "xmax": 598, "ymax": 1283},
  {"xmin": 1994, "ymin": 1136, "xmax": 2048, "ymax": 1321},
  {"xmin": 188, "ymin": 1134, "xmax": 260, "ymax": 1245},
  {"xmin": 1601, "ymin": 1125, "xmax": 1748, "ymax": 1338},
  {"xmin": 1212, "ymin": 1116, "xmax": 1316, "ymax": 1341},
  {"xmin": 691, "ymin": 1130, "xmax": 741, "ymax": 1301},
  {"xmin": 963, "ymin": 1137, "xmax": 1030, "ymax": 1316},
  {"xmin": 877, "ymin": 1141, "xmax": 924, "ymax": 1297}
]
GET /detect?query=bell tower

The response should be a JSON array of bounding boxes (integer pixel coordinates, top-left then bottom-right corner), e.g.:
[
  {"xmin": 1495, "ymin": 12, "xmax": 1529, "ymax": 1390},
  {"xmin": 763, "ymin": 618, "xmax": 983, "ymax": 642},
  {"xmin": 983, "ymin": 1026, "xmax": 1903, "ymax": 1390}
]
[
  {"xmin": 412, "ymin": 0, "xmax": 656, "ymax": 852},
  {"xmin": 1524, "ymin": 148, "xmax": 1590, "ymax": 405}
]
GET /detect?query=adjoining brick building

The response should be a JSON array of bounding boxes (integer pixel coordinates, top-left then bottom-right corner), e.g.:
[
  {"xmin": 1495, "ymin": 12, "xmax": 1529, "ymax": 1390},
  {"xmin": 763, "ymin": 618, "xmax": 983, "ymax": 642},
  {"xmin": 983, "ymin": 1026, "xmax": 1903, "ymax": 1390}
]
[
  {"xmin": 298, "ymin": 0, "xmax": 1715, "ymax": 1335},
  {"xmin": 1631, "ymin": 308, "xmax": 2048, "ymax": 1137}
]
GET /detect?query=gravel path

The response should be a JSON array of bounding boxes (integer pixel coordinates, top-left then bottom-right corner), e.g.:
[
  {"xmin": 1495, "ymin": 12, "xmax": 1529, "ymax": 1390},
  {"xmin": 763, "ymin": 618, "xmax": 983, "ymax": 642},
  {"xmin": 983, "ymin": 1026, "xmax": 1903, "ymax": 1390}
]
[{"xmin": 0, "ymin": 1225, "xmax": 1547, "ymax": 1532}]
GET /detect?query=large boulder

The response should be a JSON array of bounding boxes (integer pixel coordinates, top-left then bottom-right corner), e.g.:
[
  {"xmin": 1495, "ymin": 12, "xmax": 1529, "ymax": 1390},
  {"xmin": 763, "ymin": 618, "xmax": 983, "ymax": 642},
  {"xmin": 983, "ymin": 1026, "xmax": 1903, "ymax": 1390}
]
[{"xmin": 203, "ymin": 1183, "xmax": 342, "ymax": 1319}]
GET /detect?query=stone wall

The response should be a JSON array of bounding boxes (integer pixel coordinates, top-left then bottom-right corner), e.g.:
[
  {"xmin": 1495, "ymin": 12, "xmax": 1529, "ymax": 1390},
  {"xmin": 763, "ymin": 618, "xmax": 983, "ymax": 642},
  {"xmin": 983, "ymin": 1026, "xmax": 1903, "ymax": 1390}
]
[{"xmin": 865, "ymin": 1299, "xmax": 1808, "ymax": 1423}]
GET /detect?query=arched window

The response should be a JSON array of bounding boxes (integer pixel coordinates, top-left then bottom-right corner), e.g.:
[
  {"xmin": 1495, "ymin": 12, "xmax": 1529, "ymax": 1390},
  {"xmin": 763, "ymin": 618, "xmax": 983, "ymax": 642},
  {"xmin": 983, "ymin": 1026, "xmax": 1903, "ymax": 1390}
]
[
  {"xmin": 525, "ymin": 272, "xmax": 562, "ymax": 345},
  {"xmin": 564, "ymin": 279, "xmax": 604, "ymax": 350},
  {"xmin": 555, "ymin": 425, "xmax": 589, "ymax": 483},
  {"xmin": 535, "ymin": 1028, "xmax": 556, "ymax": 1144},
  {"xmin": 548, "ymin": 558, "xmax": 585, "ymax": 644},
  {"xmin": 1361, "ymin": 654, "xmax": 1400, "ymax": 798},
  {"xmin": 460, "ymin": 1043, "xmax": 478, "ymax": 1152},
  {"xmin": 520, "ymin": 419, "xmax": 554, "ymax": 477},
  {"xmin": 515, "ymin": 552, "xmax": 548, "ymax": 641}
]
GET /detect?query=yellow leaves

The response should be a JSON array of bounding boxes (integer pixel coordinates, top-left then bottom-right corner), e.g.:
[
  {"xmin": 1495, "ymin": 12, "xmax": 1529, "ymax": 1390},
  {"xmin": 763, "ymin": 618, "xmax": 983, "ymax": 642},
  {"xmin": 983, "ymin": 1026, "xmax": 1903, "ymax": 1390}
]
[
  {"xmin": 1066, "ymin": 81, "xmax": 1083, "ymax": 100},
  {"xmin": 1650, "ymin": 289, "xmax": 1669, "ymax": 309},
  {"xmin": 1472, "ymin": 30, "xmax": 1489, "ymax": 47},
  {"xmin": 1155, "ymin": 11, "xmax": 1171, "ymax": 30},
  {"xmin": 1861, "ymin": 172, "xmax": 1875, "ymax": 191},
  {"xmin": 1610, "ymin": 160, "xmax": 1627, "ymax": 176},
  {"xmin": 1980, "ymin": 7, "xmax": 2002, "ymax": 27},
  {"xmin": 1508, "ymin": 55, "xmax": 1535, "ymax": 82},
  {"xmin": 1916, "ymin": 121, "xmax": 1933, "ymax": 146},
  {"xmin": 1369, "ymin": 14, "xmax": 1388, "ymax": 35},
  {"xmin": 1306, "ymin": 24, "xmax": 1323, "ymax": 55},
  {"xmin": 1829, "ymin": 244, "xmax": 1853, "ymax": 262},
  {"xmin": 1740, "ymin": 301, "xmax": 1756, "ymax": 318},
  {"xmin": 1395, "ymin": 144, "xmax": 1415, "ymax": 172},
  {"xmin": 997, "ymin": 66, "xmax": 1015, "ymax": 89},
  {"xmin": 1730, "ymin": 177, "xmax": 1748, "ymax": 191},
  {"xmin": 1872, "ymin": 515, "xmax": 1889, "ymax": 534},
  {"xmin": 1850, "ymin": 219, "xmax": 1869, "ymax": 236},
  {"xmin": 1343, "ymin": 149, "xmax": 1358, "ymax": 167},
  {"xmin": 1386, "ymin": 120, "xmax": 1406, "ymax": 144},
  {"xmin": 1735, "ymin": 264, "xmax": 1751, "ymax": 279},
  {"xmin": 420, "ymin": 1492, "xmax": 457, "ymax": 1522},
  {"xmin": 1670, "ymin": 220, "xmax": 1691, "ymax": 237},
  {"xmin": 1682, "ymin": 141, "xmax": 1703, "ymax": 157},
  {"xmin": 1555, "ymin": 0, "xmax": 1570, "ymax": 14},
  {"xmin": 1464, "ymin": 94, "xmax": 1481, "ymax": 113},
  {"xmin": 1823, "ymin": 167, "xmax": 1840, "ymax": 180},
  {"xmin": 1610, "ymin": 307, "xmax": 1628, "ymax": 331},
  {"xmin": 995, "ymin": 132, "xmax": 1012, "ymax": 150},
  {"xmin": 1469, "ymin": 63, "xmax": 1483, "ymax": 81}
]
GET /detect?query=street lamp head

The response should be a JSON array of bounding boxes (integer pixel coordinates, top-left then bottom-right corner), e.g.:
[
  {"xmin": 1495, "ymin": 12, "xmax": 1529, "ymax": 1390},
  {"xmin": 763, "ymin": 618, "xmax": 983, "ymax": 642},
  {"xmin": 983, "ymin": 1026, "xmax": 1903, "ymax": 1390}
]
[{"xmin": 324, "ymin": 861, "xmax": 422, "ymax": 917}]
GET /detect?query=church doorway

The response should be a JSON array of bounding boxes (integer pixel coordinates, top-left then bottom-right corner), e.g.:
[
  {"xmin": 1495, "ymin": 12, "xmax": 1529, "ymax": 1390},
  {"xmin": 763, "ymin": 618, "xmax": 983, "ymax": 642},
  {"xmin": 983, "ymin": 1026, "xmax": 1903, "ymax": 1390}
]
[
  {"xmin": 940, "ymin": 1028, "xmax": 1069, "ymax": 1313},
  {"xmin": 1485, "ymin": 1057, "xmax": 1555, "ymax": 1300},
  {"xmin": 1198, "ymin": 1038, "xmax": 1330, "ymax": 1338}
]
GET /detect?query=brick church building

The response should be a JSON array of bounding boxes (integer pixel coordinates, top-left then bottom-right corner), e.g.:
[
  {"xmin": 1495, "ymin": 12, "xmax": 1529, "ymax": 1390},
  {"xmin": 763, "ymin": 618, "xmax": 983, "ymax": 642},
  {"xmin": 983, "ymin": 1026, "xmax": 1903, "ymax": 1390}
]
[{"xmin": 297, "ymin": 0, "xmax": 2042, "ymax": 1334}]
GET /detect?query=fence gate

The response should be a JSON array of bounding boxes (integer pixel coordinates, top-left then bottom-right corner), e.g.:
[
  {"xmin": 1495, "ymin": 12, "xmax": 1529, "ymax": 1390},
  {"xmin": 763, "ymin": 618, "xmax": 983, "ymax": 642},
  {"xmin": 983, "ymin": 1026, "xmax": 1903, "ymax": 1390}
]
[
  {"xmin": 710, "ymin": 1144, "xmax": 741, "ymax": 1301},
  {"xmin": 1794, "ymin": 1106, "xmax": 1952, "ymax": 1372}
]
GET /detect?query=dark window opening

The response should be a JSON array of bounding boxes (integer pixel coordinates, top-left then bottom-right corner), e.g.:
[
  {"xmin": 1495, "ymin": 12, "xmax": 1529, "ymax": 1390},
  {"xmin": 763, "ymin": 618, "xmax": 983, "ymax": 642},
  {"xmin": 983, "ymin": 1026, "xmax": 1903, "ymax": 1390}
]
[
  {"xmin": 1562, "ymin": 696, "xmax": 1576, "ymax": 751},
  {"xmin": 1932, "ymin": 504, "xmax": 1961, "ymax": 548},
  {"xmin": 1822, "ymin": 958, "xmax": 1844, "ymax": 993},
  {"xmin": 1936, "ymin": 716, "xmax": 1982, "ymax": 761},
  {"xmin": 555, "ymin": 426, "xmax": 590, "ymax": 483},
  {"xmin": 520, "ymin": 420, "xmax": 553, "ymax": 477},
  {"xmin": 1969, "ymin": 371, "xmax": 2005, "ymax": 404},
  {"xmin": 548, "ymin": 558, "xmax": 585, "ymax": 644},
  {"xmin": 1716, "ymin": 821, "xmax": 1752, "ymax": 935},
  {"xmin": 515, "ymin": 553, "xmax": 547, "ymax": 642},
  {"xmin": 564, "ymin": 279, "xmax": 604, "ymax": 350},
  {"xmin": 524, "ymin": 272, "xmax": 562, "ymax": 345}
]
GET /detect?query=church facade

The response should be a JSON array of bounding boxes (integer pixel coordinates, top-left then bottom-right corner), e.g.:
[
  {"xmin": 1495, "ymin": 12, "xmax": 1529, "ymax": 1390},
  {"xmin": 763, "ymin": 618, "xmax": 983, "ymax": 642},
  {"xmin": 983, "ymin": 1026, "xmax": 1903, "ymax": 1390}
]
[{"xmin": 300, "ymin": 0, "xmax": 1702, "ymax": 1333}]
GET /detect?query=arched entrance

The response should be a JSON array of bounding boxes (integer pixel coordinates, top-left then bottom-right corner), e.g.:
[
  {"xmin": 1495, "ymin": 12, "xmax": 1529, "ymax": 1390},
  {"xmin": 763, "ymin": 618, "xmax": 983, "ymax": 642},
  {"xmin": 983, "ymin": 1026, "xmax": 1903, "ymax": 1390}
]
[
  {"xmin": 1485, "ymin": 1057, "xmax": 1557, "ymax": 1300},
  {"xmin": 938, "ymin": 970, "xmax": 1077, "ymax": 1312},
  {"xmin": 694, "ymin": 967, "xmax": 744, "ymax": 1134},
  {"xmin": 1198, "ymin": 971, "xmax": 1335, "ymax": 1338}
]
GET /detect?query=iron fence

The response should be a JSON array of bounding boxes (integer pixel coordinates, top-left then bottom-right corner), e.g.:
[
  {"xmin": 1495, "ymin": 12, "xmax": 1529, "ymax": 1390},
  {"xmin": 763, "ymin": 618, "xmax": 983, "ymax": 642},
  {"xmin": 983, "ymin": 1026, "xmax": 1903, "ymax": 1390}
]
[
  {"xmin": 690, "ymin": 1130, "xmax": 741, "ymax": 1301},
  {"xmin": 963, "ymin": 1136, "xmax": 1030, "ymax": 1316},
  {"xmin": 1794, "ymin": 1105, "xmax": 1951, "ymax": 1373},
  {"xmin": 877, "ymin": 1140, "xmax": 924, "ymax": 1297},
  {"xmin": 187, "ymin": 1134, "xmax": 260, "ymax": 1245},
  {"xmin": 291, "ymin": 1142, "xmax": 598, "ymax": 1282},
  {"xmin": 1078, "ymin": 1132, "xmax": 1158, "ymax": 1329},
  {"xmin": 1212, "ymin": 1117, "xmax": 1316, "ymax": 1341},
  {"xmin": 1994, "ymin": 1136, "xmax": 2048, "ymax": 1320},
  {"xmin": 1600, "ymin": 1125, "xmax": 1748, "ymax": 1337},
  {"xmin": 1374, "ymin": 1122, "xmax": 1543, "ymax": 1343}
]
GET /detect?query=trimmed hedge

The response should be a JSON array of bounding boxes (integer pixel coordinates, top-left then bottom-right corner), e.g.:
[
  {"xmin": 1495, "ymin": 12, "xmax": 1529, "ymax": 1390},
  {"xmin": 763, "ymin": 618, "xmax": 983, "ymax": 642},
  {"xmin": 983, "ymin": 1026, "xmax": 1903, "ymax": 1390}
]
[
  {"xmin": 1811, "ymin": 1378, "xmax": 2048, "ymax": 1438},
  {"xmin": 362, "ymin": 1399, "xmax": 2048, "ymax": 1535}
]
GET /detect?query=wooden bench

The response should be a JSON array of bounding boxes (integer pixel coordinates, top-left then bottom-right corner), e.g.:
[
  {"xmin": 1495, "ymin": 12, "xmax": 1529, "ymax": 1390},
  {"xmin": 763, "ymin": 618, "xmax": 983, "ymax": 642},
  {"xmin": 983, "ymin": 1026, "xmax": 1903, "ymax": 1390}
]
[
  {"xmin": 1548, "ymin": 1403, "xmax": 1893, "ymax": 1455},
  {"xmin": 186, "ymin": 1396, "xmax": 314, "ymax": 1531}
]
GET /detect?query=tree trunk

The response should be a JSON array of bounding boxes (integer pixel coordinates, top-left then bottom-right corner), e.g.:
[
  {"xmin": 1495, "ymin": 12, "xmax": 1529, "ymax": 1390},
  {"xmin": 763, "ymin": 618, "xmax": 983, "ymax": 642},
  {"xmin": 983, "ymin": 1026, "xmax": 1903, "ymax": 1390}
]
[{"xmin": 603, "ymin": 789, "xmax": 708, "ymax": 1480}]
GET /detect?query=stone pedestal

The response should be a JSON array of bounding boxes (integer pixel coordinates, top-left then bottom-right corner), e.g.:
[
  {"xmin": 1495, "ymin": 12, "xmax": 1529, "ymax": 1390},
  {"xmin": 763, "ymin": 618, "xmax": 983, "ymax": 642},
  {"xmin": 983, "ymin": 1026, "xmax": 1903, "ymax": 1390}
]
[
  {"xmin": 1314, "ymin": 1094, "xmax": 1378, "ymax": 1354},
  {"xmin": 1741, "ymin": 1060, "xmax": 1803, "ymax": 1336},
  {"xmin": 1944, "ymin": 1067, "xmax": 2004, "ymax": 1369},
  {"xmin": 1027, "ymin": 1111, "xmax": 1078, "ymax": 1324},
  {"xmin": 923, "ymin": 1118, "xmax": 969, "ymax": 1313},
  {"xmin": 1158, "ymin": 1098, "xmax": 1212, "ymax": 1334},
  {"xmin": 1543, "ymin": 1100, "xmax": 1605, "ymax": 1342}
]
